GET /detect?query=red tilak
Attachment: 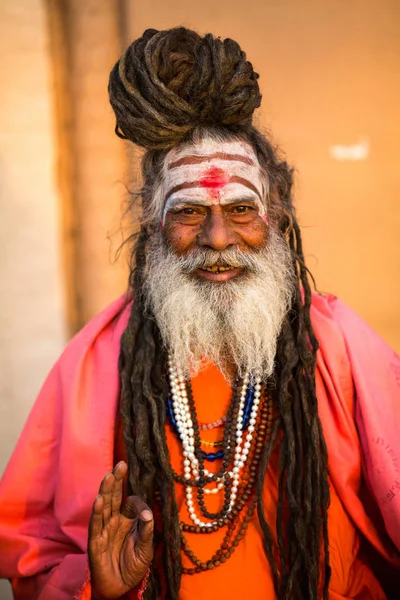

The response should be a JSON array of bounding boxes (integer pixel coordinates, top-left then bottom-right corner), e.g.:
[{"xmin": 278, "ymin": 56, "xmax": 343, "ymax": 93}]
[{"xmin": 200, "ymin": 166, "xmax": 229, "ymax": 200}]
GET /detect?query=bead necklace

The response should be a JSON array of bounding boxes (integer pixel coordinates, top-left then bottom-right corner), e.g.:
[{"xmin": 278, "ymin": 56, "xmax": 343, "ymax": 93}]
[
  {"xmin": 167, "ymin": 361, "xmax": 261, "ymax": 515},
  {"xmin": 166, "ymin": 375, "xmax": 256, "ymax": 463},
  {"xmin": 198, "ymin": 415, "xmax": 226, "ymax": 430},
  {"xmin": 200, "ymin": 438, "xmax": 223, "ymax": 447},
  {"xmin": 166, "ymin": 357, "xmax": 276, "ymax": 573},
  {"xmin": 180, "ymin": 392, "xmax": 276, "ymax": 573},
  {"xmin": 167, "ymin": 360, "xmax": 239, "ymax": 496},
  {"xmin": 166, "ymin": 386, "xmax": 255, "ymax": 434}
]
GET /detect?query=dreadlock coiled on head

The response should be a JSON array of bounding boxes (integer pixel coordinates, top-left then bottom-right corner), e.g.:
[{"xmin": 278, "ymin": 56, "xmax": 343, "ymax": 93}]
[
  {"xmin": 112, "ymin": 27, "xmax": 331, "ymax": 600},
  {"xmin": 109, "ymin": 27, "xmax": 261, "ymax": 150}
]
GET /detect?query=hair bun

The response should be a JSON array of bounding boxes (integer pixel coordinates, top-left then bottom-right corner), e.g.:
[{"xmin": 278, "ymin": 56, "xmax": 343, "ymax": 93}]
[{"xmin": 108, "ymin": 27, "xmax": 261, "ymax": 151}]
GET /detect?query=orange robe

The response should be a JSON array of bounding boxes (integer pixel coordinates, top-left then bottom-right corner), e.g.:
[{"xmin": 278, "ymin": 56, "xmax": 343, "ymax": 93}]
[
  {"xmin": 0, "ymin": 294, "xmax": 399, "ymax": 599},
  {"xmin": 158, "ymin": 364, "xmax": 393, "ymax": 600}
]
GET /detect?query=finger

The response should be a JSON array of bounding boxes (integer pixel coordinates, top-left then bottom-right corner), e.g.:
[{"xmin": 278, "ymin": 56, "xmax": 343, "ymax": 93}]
[
  {"xmin": 122, "ymin": 495, "xmax": 153, "ymax": 523},
  {"xmin": 111, "ymin": 461, "xmax": 127, "ymax": 517},
  {"xmin": 89, "ymin": 494, "xmax": 104, "ymax": 540},
  {"xmin": 99, "ymin": 472, "xmax": 115, "ymax": 526}
]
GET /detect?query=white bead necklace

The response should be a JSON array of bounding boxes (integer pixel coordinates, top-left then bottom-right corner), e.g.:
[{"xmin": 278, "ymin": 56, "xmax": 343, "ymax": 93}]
[{"xmin": 167, "ymin": 358, "xmax": 262, "ymax": 527}]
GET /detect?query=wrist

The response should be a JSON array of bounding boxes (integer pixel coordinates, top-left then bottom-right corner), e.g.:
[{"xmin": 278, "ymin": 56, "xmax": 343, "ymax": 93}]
[{"xmin": 90, "ymin": 569, "xmax": 150, "ymax": 600}]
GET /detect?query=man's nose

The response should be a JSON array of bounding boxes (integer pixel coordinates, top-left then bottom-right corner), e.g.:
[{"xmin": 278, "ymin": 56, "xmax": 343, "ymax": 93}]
[{"xmin": 196, "ymin": 210, "xmax": 238, "ymax": 251}]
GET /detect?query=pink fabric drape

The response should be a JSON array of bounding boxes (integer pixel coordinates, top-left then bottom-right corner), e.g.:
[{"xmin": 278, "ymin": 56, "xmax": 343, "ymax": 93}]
[{"xmin": 312, "ymin": 294, "xmax": 400, "ymax": 557}]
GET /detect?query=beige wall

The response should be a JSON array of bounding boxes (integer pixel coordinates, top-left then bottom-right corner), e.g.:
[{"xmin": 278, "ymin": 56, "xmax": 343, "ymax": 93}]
[
  {"xmin": 58, "ymin": 0, "xmax": 129, "ymax": 326},
  {"xmin": 45, "ymin": 0, "xmax": 130, "ymax": 331},
  {"xmin": 0, "ymin": 0, "xmax": 66, "ymax": 597},
  {"xmin": 0, "ymin": 0, "xmax": 67, "ymax": 467}
]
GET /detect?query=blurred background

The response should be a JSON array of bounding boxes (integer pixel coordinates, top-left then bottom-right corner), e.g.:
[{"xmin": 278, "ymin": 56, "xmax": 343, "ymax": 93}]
[{"xmin": 0, "ymin": 0, "xmax": 399, "ymax": 595}]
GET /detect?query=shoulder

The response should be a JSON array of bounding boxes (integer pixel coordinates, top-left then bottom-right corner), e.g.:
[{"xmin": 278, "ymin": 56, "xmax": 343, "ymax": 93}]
[
  {"xmin": 310, "ymin": 292, "xmax": 399, "ymax": 410},
  {"xmin": 58, "ymin": 294, "xmax": 132, "ymax": 372},
  {"xmin": 32, "ymin": 295, "xmax": 133, "ymax": 406},
  {"xmin": 26, "ymin": 294, "xmax": 133, "ymax": 453},
  {"xmin": 310, "ymin": 291, "xmax": 359, "ymax": 327},
  {"xmin": 309, "ymin": 292, "xmax": 352, "ymax": 354},
  {"xmin": 310, "ymin": 292, "xmax": 396, "ymax": 357}
]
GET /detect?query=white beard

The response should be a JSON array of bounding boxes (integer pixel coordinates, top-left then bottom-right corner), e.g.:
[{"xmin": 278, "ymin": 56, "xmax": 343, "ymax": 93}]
[{"xmin": 144, "ymin": 230, "xmax": 295, "ymax": 380}]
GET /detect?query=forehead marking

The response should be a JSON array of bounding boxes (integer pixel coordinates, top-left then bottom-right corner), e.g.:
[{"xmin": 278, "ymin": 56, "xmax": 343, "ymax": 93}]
[
  {"xmin": 168, "ymin": 152, "xmax": 255, "ymax": 170},
  {"xmin": 161, "ymin": 141, "xmax": 267, "ymax": 223},
  {"xmin": 200, "ymin": 166, "xmax": 228, "ymax": 200},
  {"xmin": 229, "ymin": 176, "xmax": 262, "ymax": 198},
  {"xmin": 165, "ymin": 176, "xmax": 262, "ymax": 203}
]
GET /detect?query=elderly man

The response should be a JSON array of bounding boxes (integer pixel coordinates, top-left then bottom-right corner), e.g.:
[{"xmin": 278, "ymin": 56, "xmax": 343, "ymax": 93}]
[{"xmin": 0, "ymin": 27, "xmax": 399, "ymax": 600}]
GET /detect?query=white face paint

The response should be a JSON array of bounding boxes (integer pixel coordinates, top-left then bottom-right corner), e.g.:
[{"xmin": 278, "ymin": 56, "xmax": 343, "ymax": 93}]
[{"xmin": 161, "ymin": 139, "xmax": 267, "ymax": 224}]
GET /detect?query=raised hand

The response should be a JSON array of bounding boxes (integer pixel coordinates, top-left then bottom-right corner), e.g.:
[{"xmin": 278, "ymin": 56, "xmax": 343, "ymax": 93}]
[{"xmin": 88, "ymin": 461, "xmax": 154, "ymax": 600}]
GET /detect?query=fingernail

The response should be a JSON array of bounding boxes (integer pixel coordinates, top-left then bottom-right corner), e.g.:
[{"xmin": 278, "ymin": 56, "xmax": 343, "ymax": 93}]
[{"xmin": 141, "ymin": 510, "xmax": 153, "ymax": 521}]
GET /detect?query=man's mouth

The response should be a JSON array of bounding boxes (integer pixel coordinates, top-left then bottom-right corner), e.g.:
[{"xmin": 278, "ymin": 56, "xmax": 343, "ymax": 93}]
[
  {"xmin": 195, "ymin": 265, "xmax": 243, "ymax": 281},
  {"xmin": 199, "ymin": 265, "xmax": 235, "ymax": 273}
]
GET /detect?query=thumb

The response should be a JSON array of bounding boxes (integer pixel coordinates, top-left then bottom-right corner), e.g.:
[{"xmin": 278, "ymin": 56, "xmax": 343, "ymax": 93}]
[
  {"xmin": 124, "ymin": 495, "xmax": 154, "ymax": 549},
  {"xmin": 137, "ymin": 513, "xmax": 154, "ymax": 546}
]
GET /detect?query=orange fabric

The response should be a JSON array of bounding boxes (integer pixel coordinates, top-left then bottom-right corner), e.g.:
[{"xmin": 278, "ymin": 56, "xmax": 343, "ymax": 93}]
[{"xmin": 163, "ymin": 364, "xmax": 386, "ymax": 600}]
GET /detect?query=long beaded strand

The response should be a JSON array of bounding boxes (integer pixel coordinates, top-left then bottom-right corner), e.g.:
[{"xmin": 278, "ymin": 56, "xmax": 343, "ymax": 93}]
[
  {"xmin": 166, "ymin": 358, "xmax": 276, "ymax": 572},
  {"xmin": 181, "ymin": 393, "xmax": 275, "ymax": 572}
]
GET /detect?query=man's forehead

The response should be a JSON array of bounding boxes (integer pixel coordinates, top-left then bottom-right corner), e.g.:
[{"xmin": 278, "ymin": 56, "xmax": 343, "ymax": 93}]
[{"xmin": 164, "ymin": 138, "xmax": 259, "ymax": 169}]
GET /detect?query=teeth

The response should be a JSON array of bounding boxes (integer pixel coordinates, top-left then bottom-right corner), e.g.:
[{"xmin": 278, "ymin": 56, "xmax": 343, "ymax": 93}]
[{"xmin": 201, "ymin": 265, "xmax": 233, "ymax": 273}]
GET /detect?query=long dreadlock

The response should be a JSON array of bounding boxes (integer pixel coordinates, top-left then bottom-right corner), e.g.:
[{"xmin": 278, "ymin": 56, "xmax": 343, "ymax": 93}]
[{"xmin": 112, "ymin": 27, "xmax": 331, "ymax": 599}]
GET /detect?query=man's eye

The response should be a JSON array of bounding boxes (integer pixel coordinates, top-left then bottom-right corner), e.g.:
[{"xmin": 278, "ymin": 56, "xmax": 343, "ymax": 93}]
[
  {"xmin": 232, "ymin": 205, "xmax": 253, "ymax": 214},
  {"xmin": 173, "ymin": 206, "xmax": 201, "ymax": 216}
]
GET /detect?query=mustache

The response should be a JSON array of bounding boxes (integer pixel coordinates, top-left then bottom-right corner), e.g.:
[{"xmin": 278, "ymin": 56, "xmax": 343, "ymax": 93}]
[{"xmin": 175, "ymin": 246, "xmax": 267, "ymax": 274}]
